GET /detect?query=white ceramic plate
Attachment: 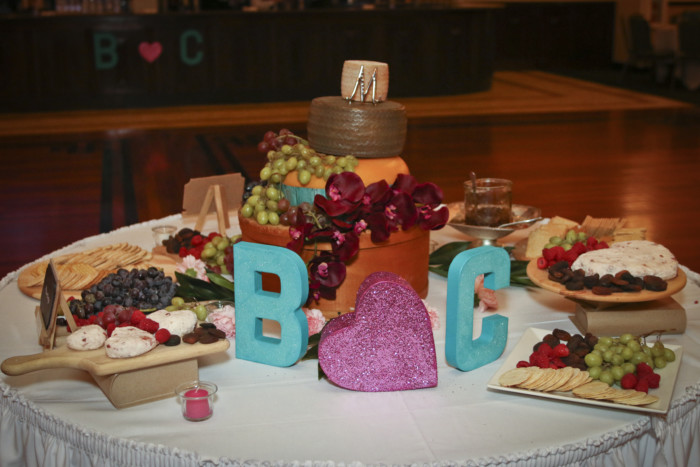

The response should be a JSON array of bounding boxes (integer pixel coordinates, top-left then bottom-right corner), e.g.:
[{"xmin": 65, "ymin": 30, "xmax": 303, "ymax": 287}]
[{"xmin": 487, "ymin": 327, "xmax": 682, "ymax": 414}]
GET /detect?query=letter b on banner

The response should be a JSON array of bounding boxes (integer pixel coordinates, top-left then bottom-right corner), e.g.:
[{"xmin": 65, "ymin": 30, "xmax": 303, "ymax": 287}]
[
  {"xmin": 233, "ymin": 242, "xmax": 309, "ymax": 367},
  {"xmin": 94, "ymin": 32, "xmax": 118, "ymax": 70}
]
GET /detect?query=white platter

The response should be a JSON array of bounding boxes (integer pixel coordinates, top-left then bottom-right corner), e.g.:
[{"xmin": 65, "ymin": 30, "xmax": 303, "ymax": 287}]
[{"xmin": 487, "ymin": 327, "xmax": 682, "ymax": 414}]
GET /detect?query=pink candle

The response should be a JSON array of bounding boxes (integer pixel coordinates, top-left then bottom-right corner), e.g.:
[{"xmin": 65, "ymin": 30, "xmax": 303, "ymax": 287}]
[{"xmin": 184, "ymin": 388, "xmax": 210, "ymax": 420}]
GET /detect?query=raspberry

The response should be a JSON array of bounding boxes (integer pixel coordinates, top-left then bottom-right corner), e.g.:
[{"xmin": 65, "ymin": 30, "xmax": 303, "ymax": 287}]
[
  {"xmin": 138, "ymin": 318, "xmax": 159, "ymax": 334},
  {"xmin": 542, "ymin": 248, "xmax": 557, "ymax": 262},
  {"xmin": 537, "ymin": 257, "xmax": 548, "ymax": 269},
  {"xmin": 179, "ymin": 246, "xmax": 188, "ymax": 257},
  {"xmin": 586, "ymin": 236, "xmax": 598, "ymax": 249},
  {"xmin": 106, "ymin": 323, "xmax": 116, "ymax": 337},
  {"xmin": 154, "ymin": 328, "xmax": 171, "ymax": 344},
  {"xmin": 549, "ymin": 246, "xmax": 566, "ymax": 262},
  {"xmin": 620, "ymin": 373, "xmax": 638, "ymax": 389},
  {"xmin": 208, "ymin": 232, "xmax": 220, "ymax": 240},
  {"xmin": 635, "ymin": 378, "xmax": 649, "ymax": 393},
  {"xmin": 594, "ymin": 241, "xmax": 609, "ymax": 250},
  {"xmin": 516, "ymin": 360, "xmax": 531, "ymax": 368},
  {"xmin": 529, "ymin": 352, "xmax": 550, "ymax": 369},
  {"xmin": 571, "ymin": 242, "xmax": 587, "ymax": 256},
  {"xmin": 563, "ymin": 249, "xmax": 579, "ymax": 266},
  {"xmin": 553, "ymin": 343, "xmax": 570, "ymax": 357},
  {"xmin": 191, "ymin": 234, "xmax": 204, "ymax": 247},
  {"xmin": 636, "ymin": 362, "xmax": 654, "ymax": 377},
  {"xmin": 551, "ymin": 357, "xmax": 566, "ymax": 368},
  {"xmin": 130, "ymin": 310, "xmax": 147, "ymax": 325},
  {"xmin": 641, "ymin": 372, "xmax": 661, "ymax": 389},
  {"xmin": 88, "ymin": 315, "xmax": 98, "ymax": 324}
]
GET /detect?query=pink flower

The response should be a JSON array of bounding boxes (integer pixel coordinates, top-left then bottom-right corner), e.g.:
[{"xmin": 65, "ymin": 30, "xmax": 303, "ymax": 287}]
[
  {"xmin": 304, "ymin": 307, "xmax": 326, "ymax": 336},
  {"xmin": 423, "ymin": 300, "xmax": 441, "ymax": 331},
  {"xmin": 206, "ymin": 305, "xmax": 236, "ymax": 338},
  {"xmin": 475, "ymin": 274, "xmax": 499, "ymax": 312},
  {"xmin": 176, "ymin": 255, "xmax": 209, "ymax": 282}
]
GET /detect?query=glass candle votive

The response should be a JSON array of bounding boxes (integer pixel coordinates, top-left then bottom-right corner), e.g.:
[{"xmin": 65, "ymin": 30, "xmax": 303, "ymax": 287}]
[
  {"xmin": 176, "ymin": 381, "xmax": 217, "ymax": 422},
  {"xmin": 152, "ymin": 225, "xmax": 176, "ymax": 248},
  {"xmin": 463, "ymin": 178, "xmax": 513, "ymax": 227}
]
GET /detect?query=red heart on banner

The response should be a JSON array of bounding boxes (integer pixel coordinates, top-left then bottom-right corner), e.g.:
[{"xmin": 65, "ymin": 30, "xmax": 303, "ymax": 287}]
[{"xmin": 138, "ymin": 42, "xmax": 162, "ymax": 63}]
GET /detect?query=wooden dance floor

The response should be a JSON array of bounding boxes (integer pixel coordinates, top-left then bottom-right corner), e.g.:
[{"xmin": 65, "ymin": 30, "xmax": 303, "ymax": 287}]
[{"xmin": 1, "ymin": 71, "xmax": 699, "ymax": 278}]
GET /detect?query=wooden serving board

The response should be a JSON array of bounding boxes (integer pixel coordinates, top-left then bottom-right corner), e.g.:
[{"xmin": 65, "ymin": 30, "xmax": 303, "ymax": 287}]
[
  {"xmin": 526, "ymin": 260, "xmax": 687, "ymax": 304},
  {"xmin": 1, "ymin": 338, "xmax": 229, "ymax": 377},
  {"xmin": 17, "ymin": 249, "xmax": 179, "ymax": 300}
]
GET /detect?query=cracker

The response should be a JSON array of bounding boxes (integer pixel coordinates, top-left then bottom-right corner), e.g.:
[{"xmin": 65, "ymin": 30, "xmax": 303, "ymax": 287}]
[{"xmin": 499, "ymin": 367, "xmax": 535, "ymax": 387}]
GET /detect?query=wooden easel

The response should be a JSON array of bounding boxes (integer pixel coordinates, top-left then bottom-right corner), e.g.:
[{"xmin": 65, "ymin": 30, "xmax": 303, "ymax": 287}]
[{"xmin": 194, "ymin": 184, "xmax": 230, "ymax": 234}]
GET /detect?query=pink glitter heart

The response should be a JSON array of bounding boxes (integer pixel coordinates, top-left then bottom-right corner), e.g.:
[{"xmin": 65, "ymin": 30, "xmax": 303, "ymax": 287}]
[
  {"xmin": 318, "ymin": 271, "xmax": 437, "ymax": 392},
  {"xmin": 138, "ymin": 41, "xmax": 162, "ymax": 63}
]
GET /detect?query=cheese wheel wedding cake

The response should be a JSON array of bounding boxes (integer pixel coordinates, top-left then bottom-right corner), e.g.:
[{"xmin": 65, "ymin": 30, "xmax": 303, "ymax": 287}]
[{"xmin": 238, "ymin": 60, "xmax": 448, "ymax": 319}]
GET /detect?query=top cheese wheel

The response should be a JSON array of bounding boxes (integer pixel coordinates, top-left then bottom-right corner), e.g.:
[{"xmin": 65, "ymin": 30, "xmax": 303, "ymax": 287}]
[{"xmin": 307, "ymin": 96, "xmax": 407, "ymax": 158}]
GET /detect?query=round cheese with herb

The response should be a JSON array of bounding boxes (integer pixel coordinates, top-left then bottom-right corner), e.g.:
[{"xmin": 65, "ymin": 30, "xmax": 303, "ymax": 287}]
[
  {"xmin": 571, "ymin": 240, "xmax": 678, "ymax": 280},
  {"xmin": 105, "ymin": 326, "xmax": 157, "ymax": 359},
  {"xmin": 66, "ymin": 324, "xmax": 107, "ymax": 351}
]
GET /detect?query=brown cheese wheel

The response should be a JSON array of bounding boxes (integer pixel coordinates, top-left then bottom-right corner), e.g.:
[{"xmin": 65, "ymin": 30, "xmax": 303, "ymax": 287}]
[{"xmin": 307, "ymin": 96, "xmax": 406, "ymax": 158}]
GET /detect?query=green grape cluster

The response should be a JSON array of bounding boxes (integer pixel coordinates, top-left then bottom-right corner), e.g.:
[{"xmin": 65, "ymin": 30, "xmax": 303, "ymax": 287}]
[
  {"xmin": 544, "ymin": 229, "xmax": 589, "ymax": 251},
  {"xmin": 164, "ymin": 297, "xmax": 208, "ymax": 321},
  {"xmin": 584, "ymin": 334, "xmax": 676, "ymax": 386},
  {"xmin": 240, "ymin": 183, "xmax": 290, "ymax": 226},
  {"xmin": 260, "ymin": 143, "xmax": 359, "ymax": 186}
]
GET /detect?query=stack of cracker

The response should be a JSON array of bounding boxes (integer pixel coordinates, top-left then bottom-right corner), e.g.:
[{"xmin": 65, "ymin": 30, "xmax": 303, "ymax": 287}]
[{"xmin": 524, "ymin": 216, "xmax": 580, "ymax": 260}]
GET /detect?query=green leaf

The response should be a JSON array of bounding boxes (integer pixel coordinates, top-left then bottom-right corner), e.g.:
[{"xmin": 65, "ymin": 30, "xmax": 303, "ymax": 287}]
[
  {"xmin": 175, "ymin": 271, "xmax": 235, "ymax": 302},
  {"xmin": 429, "ymin": 241, "xmax": 472, "ymax": 266},
  {"xmin": 428, "ymin": 242, "xmax": 535, "ymax": 288}
]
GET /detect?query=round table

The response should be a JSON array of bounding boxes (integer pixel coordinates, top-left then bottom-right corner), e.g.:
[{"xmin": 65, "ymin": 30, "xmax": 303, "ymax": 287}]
[{"xmin": 2, "ymin": 215, "xmax": 699, "ymax": 466}]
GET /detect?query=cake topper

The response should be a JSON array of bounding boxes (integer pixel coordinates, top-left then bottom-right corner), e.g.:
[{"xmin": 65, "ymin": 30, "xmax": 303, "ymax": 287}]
[{"xmin": 341, "ymin": 60, "xmax": 389, "ymax": 104}]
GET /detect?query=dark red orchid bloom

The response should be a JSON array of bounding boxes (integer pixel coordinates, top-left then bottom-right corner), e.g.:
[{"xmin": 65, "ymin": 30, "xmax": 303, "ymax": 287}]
[
  {"xmin": 417, "ymin": 204, "xmax": 450, "ymax": 230},
  {"xmin": 331, "ymin": 230, "xmax": 359, "ymax": 261},
  {"xmin": 412, "ymin": 182, "xmax": 444, "ymax": 207},
  {"xmin": 314, "ymin": 172, "xmax": 365, "ymax": 217},
  {"xmin": 386, "ymin": 192, "xmax": 418, "ymax": 231},
  {"xmin": 308, "ymin": 253, "xmax": 346, "ymax": 300},
  {"xmin": 391, "ymin": 173, "xmax": 418, "ymax": 195}
]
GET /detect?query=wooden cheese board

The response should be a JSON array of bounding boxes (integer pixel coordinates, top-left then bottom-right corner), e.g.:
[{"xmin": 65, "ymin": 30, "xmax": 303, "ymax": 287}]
[
  {"xmin": 526, "ymin": 260, "xmax": 687, "ymax": 303},
  {"xmin": 1, "ymin": 337, "xmax": 229, "ymax": 377}
]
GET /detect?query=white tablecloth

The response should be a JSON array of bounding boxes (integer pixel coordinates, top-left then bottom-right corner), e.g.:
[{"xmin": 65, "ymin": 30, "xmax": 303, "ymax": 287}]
[{"xmin": 2, "ymin": 215, "xmax": 700, "ymax": 467}]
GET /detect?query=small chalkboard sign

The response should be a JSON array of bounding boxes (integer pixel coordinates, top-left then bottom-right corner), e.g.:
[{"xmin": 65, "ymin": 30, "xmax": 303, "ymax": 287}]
[
  {"xmin": 36, "ymin": 260, "xmax": 61, "ymax": 349},
  {"xmin": 35, "ymin": 260, "xmax": 78, "ymax": 349}
]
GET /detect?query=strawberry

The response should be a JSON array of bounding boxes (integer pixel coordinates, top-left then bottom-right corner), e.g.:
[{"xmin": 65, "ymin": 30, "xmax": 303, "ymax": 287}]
[
  {"xmin": 535, "ymin": 342, "xmax": 553, "ymax": 358},
  {"xmin": 553, "ymin": 343, "xmax": 570, "ymax": 357},
  {"xmin": 529, "ymin": 352, "xmax": 550, "ymax": 369}
]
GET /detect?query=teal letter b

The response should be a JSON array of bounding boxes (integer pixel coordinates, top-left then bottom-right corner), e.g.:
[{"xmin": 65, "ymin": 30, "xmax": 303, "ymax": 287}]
[{"xmin": 233, "ymin": 242, "xmax": 309, "ymax": 367}]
